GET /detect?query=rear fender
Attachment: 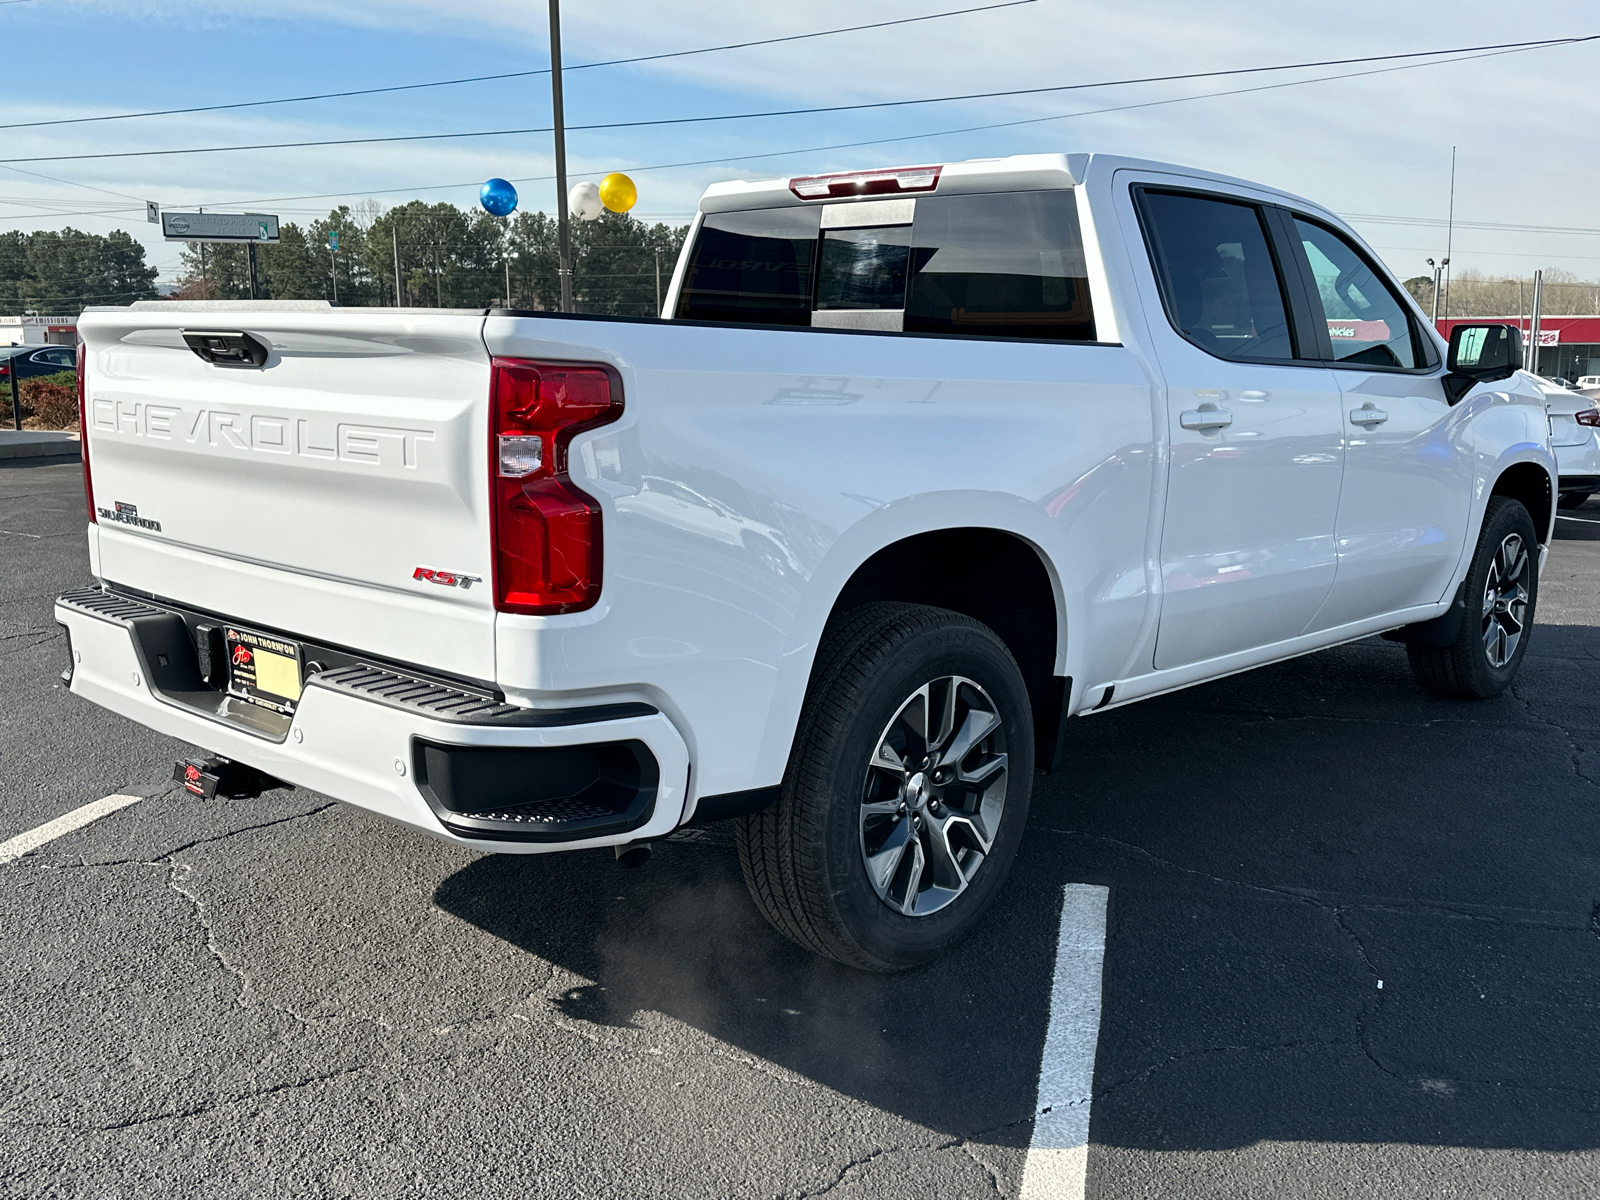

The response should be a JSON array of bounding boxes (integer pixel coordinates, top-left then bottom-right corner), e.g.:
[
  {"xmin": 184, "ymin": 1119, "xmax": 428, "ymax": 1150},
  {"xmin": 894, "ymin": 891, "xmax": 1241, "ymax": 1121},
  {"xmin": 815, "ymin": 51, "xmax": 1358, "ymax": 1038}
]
[{"xmin": 751, "ymin": 492, "xmax": 1073, "ymax": 789}]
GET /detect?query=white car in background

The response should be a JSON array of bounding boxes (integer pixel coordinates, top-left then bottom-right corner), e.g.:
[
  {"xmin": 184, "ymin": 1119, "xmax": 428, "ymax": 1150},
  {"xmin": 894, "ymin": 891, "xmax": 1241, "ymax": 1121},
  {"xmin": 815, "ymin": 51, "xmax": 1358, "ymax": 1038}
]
[{"xmin": 1531, "ymin": 374, "xmax": 1600, "ymax": 509}]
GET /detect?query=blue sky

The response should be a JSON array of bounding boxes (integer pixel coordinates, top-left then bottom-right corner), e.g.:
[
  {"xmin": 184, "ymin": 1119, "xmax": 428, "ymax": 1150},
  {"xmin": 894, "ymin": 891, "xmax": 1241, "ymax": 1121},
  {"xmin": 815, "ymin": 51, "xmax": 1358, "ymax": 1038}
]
[{"xmin": 3, "ymin": 0, "xmax": 1597, "ymax": 289}]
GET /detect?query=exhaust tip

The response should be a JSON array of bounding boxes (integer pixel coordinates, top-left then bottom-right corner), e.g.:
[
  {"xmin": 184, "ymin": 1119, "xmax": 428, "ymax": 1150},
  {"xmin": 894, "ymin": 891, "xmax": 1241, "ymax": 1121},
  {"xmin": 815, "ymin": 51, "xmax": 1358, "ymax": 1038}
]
[{"xmin": 613, "ymin": 842, "xmax": 652, "ymax": 869}]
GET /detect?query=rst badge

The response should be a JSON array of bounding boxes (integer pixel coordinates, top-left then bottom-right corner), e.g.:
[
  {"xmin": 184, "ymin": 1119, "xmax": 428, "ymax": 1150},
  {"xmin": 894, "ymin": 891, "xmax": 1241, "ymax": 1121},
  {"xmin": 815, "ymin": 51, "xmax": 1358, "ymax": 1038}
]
[{"xmin": 413, "ymin": 567, "xmax": 482, "ymax": 590}]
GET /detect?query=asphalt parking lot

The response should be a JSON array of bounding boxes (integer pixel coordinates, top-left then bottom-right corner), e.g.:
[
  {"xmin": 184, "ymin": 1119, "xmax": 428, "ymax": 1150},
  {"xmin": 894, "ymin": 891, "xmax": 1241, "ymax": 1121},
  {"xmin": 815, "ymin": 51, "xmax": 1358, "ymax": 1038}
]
[{"xmin": 4, "ymin": 455, "xmax": 1599, "ymax": 1199}]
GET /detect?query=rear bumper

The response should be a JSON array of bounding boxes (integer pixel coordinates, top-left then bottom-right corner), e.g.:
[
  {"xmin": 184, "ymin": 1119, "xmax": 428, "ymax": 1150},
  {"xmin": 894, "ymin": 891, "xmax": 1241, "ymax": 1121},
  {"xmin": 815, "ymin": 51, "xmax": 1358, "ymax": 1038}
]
[
  {"xmin": 1554, "ymin": 435, "xmax": 1600, "ymax": 491},
  {"xmin": 54, "ymin": 587, "xmax": 689, "ymax": 853}
]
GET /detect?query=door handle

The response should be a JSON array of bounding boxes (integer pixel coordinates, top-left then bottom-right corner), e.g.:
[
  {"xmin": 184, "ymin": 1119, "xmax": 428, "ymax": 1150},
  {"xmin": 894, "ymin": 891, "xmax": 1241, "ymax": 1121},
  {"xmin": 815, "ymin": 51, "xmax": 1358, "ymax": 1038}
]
[
  {"xmin": 1349, "ymin": 406, "xmax": 1389, "ymax": 427},
  {"xmin": 1180, "ymin": 406, "xmax": 1233, "ymax": 431}
]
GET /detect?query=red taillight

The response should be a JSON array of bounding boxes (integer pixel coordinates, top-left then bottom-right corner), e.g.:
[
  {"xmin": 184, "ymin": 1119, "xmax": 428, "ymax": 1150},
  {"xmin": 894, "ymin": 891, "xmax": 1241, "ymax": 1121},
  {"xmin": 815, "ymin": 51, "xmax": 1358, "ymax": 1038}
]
[
  {"xmin": 789, "ymin": 164, "xmax": 942, "ymax": 200},
  {"xmin": 1576, "ymin": 407, "xmax": 1600, "ymax": 427},
  {"xmin": 489, "ymin": 357, "xmax": 621, "ymax": 614},
  {"xmin": 78, "ymin": 340, "xmax": 95, "ymax": 524}
]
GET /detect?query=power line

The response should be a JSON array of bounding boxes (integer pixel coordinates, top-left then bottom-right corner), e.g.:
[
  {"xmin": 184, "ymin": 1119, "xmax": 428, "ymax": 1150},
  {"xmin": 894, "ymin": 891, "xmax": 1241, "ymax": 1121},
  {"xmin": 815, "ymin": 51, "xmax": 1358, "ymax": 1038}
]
[
  {"xmin": 2, "ymin": 34, "xmax": 1592, "ymax": 166},
  {"xmin": 170, "ymin": 38, "xmax": 1593, "ymax": 217},
  {"xmin": 0, "ymin": 1, "xmax": 1038, "ymax": 133}
]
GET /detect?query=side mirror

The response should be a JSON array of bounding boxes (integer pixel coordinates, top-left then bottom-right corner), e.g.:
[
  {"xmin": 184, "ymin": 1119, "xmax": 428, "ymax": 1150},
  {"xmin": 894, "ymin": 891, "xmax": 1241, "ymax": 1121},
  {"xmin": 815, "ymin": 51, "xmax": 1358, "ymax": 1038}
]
[{"xmin": 1444, "ymin": 323, "xmax": 1522, "ymax": 404}]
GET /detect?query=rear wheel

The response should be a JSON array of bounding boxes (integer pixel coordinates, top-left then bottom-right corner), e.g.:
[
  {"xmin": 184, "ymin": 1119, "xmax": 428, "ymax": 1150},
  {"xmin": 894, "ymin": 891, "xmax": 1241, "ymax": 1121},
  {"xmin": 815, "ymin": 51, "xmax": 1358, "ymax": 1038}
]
[
  {"xmin": 736, "ymin": 603, "xmax": 1033, "ymax": 971},
  {"xmin": 1406, "ymin": 497, "xmax": 1538, "ymax": 699}
]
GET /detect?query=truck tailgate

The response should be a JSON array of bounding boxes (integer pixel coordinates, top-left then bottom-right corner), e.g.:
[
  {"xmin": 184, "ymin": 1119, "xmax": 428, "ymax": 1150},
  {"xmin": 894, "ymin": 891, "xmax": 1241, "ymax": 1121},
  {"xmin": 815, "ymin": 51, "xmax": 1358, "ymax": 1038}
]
[{"xmin": 78, "ymin": 305, "xmax": 496, "ymax": 682}]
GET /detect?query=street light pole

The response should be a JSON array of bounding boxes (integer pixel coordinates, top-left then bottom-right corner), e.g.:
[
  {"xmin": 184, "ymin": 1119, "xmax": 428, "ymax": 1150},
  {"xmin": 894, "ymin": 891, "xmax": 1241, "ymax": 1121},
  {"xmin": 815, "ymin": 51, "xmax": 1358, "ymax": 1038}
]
[
  {"xmin": 549, "ymin": 0, "xmax": 573, "ymax": 313},
  {"xmin": 393, "ymin": 224, "xmax": 403, "ymax": 305}
]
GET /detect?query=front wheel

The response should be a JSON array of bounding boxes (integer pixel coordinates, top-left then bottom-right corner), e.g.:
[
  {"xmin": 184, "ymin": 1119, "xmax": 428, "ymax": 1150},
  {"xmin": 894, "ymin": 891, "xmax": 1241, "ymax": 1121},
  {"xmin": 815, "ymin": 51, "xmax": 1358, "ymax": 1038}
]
[
  {"xmin": 736, "ymin": 603, "xmax": 1034, "ymax": 971},
  {"xmin": 1406, "ymin": 497, "xmax": 1539, "ymax": 699}
]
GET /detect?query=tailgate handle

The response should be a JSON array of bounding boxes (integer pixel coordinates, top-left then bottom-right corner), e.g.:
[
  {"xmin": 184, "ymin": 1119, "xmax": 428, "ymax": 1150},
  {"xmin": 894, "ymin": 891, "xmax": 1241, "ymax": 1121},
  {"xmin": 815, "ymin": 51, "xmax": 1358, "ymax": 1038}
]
[{"xmin": 181, "ymin": 329, "xmax": 269, "ymax": 368}]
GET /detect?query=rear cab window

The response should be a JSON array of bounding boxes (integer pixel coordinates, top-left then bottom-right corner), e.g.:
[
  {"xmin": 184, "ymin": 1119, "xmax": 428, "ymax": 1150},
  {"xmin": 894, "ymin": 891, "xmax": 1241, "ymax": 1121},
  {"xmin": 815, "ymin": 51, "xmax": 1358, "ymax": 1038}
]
[
  {"xmin": 675, "ymin": 189, "xmax": 1096, "ymax": 342},
  {"xmin": 674, "ymin": 208, "xmax": 820, "ymax": 325}
]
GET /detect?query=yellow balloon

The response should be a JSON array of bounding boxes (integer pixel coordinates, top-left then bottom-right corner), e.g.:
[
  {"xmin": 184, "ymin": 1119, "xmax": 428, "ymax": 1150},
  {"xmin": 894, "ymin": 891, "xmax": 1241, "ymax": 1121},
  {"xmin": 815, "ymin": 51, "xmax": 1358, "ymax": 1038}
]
[{"xmin": 599, "ymin": 172, "xmax": 637, "ymax": 213}]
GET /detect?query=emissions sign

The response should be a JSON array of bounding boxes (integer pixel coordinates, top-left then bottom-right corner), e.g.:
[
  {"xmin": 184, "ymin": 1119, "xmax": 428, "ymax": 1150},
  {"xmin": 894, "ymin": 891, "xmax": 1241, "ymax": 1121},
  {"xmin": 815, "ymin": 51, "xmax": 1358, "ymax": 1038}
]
[{"xmin": 160, "ymin": 212, "xmax": 280, "ymax": 243}]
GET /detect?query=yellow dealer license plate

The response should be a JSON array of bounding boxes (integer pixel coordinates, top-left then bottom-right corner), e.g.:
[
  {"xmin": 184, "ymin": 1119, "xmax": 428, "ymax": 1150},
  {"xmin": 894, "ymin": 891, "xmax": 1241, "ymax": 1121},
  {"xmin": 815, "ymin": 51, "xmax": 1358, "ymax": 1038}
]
[{"xmin": 224, "ymin": 625, "xmax": 304, "ymax": 715}]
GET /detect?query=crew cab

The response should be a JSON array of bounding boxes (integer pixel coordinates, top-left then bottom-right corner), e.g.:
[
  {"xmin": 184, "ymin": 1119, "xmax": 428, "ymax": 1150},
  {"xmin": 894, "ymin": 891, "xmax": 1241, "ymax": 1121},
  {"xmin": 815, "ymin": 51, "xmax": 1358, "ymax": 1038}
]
[{"xmin": 56, "ymin": 153, "xmax": 1553, "ymax": 971}]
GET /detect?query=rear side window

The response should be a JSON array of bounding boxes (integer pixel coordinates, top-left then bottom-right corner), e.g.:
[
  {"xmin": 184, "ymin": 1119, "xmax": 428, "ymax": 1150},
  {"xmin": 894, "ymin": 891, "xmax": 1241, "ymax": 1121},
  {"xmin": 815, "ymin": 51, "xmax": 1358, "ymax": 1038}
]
[
  {"xmin": 1136, "ymin": 190, "xmax": 1295, "ymax": 362},
  {"xmin": 1292, "ymin": 218, "xmax": 1421, "ymax": 370},
  {"xmin": 905, "ymin": 192, "xmax": 1094, "ymax": 340},
  {"xmin": 675, "ymin": 207, "xmax": 821, "ymax": 325}
]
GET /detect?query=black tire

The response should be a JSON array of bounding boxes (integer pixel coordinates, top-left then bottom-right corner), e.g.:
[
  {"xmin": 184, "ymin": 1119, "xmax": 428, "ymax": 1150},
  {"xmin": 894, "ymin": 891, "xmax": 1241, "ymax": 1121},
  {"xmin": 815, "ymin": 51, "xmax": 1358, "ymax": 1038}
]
[
  {"xmin": 1406, "ymin": 497, "xmax": 1539, "ymax": 699},
  {"xmin": 736, "ymin": 602, "xmax": 1034, "ymax": 972},
  {"xmin": 1557, "ymin": 491, "xmax": 1591, "ymax": 510}
]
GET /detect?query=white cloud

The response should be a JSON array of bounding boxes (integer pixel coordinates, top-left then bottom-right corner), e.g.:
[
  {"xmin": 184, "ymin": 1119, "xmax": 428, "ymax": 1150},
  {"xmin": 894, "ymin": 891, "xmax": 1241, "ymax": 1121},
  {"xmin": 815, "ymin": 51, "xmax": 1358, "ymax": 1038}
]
[{"xmin": 6, "ymin": 0, "xmax": 1599, "ymax": 281}]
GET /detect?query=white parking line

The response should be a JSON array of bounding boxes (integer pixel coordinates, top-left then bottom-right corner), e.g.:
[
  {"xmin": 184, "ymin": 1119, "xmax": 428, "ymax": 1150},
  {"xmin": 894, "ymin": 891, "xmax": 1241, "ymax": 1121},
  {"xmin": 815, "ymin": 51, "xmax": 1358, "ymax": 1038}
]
[
  {"xmin": 1019, "ymin": 883, "xmax": 1110, "ymax": 1200},
  {"xmin": 0, "ymin": 794, "xmax": 142, "ymax": 865},
  {"xmin": 1557, "ymin": 513, "xmax": 1600, "ymax": 524}
]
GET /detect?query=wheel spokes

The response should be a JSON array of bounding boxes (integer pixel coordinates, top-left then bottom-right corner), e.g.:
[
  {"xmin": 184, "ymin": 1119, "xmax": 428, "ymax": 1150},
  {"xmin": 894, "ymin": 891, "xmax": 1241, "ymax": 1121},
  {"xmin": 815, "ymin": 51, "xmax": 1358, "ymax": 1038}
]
[
  {"xmin": 957, "ymin": 750, "xmax": 1007, "ymax": 789},
  {"xmin": 858, "ymin": 673, "xmax": 1011, "ymax": 919},
  {"xmin": 938, "ymin": 705, "xmax": 1002, "ymax": 770},
  {"xmin": 897, "ymin": 836, "xmax": 926, "ymax": 915},
  {"xmin": 864, "ymin": 816, "xmax": 913, "ymax": 898}
]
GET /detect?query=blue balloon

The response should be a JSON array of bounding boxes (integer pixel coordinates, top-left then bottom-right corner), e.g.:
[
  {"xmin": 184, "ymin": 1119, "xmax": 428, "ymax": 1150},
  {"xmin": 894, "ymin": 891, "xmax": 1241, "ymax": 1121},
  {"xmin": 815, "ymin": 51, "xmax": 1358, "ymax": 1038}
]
[{"xmin": 480, "ymin": 178, "xmax": 518, "ymax": 217}]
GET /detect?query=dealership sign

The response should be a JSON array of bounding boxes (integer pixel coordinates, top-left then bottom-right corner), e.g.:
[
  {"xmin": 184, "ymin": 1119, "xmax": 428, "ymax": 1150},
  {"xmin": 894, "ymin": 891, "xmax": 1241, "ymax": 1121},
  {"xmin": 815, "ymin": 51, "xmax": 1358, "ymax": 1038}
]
[{"xmin": 160, "ymin": 212, "xmax": 280, "ymax": 243}]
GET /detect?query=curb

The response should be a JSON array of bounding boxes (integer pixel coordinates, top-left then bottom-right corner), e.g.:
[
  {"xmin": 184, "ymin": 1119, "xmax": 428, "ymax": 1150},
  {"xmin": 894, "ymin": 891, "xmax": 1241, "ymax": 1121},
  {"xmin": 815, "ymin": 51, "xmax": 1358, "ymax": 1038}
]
[{"xmin": 0, "ymin": 432, "xmax": 81, "ymax": 461}]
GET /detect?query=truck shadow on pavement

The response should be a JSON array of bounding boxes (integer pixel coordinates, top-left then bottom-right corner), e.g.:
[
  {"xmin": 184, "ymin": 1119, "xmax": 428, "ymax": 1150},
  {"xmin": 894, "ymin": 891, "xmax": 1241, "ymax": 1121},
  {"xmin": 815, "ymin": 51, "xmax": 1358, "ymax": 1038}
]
[{"xmin": 434, "ymin": 621, "xmax": 1600, "ymax": 1152}]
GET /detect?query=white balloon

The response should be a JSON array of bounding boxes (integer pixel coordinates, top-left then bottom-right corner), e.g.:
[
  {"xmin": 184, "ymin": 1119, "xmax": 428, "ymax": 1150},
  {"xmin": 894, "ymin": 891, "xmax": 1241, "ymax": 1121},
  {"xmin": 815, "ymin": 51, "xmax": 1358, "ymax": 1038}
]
[{"xmin": 569, "ymin": 181, "xmax": 603, "ymax": 222}]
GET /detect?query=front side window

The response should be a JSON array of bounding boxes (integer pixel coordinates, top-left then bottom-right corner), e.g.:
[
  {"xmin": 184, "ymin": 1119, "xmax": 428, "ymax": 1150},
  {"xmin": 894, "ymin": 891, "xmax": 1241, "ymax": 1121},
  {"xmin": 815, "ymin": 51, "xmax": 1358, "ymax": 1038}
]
[
  {"xmin": 1137, "ymin": 190, "xmax": 1294, "ymax": 362},
  {"xmin": 1293, "ymin": 218, "xmax": 1420, "ymax": 369},
  {"xmin": 675, "ymin": 207, "xmax": 821, "ymax": 325},
  {"xmin": 905, "ymin": 192, "xmax": 1095, "ymax": 340}
]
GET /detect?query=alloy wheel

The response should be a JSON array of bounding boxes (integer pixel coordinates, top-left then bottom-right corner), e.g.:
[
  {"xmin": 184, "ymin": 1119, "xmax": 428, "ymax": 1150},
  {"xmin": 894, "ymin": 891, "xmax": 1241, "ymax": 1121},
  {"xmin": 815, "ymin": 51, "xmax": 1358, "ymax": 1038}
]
[
  {"xmin": 1482, "ymin": 531, "xmax": 1530, "ymax": 669},
  {"xmin": 858, "ymin": 675, "xmax": 1009, "ymax": 917}
]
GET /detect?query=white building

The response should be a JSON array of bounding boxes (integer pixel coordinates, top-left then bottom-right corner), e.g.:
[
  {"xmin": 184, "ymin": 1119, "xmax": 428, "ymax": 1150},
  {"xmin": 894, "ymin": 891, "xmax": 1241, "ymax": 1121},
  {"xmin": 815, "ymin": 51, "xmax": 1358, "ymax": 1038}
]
[{"xmin": 0, "ymin": 315, "xmax": 78, "ymax": 346}]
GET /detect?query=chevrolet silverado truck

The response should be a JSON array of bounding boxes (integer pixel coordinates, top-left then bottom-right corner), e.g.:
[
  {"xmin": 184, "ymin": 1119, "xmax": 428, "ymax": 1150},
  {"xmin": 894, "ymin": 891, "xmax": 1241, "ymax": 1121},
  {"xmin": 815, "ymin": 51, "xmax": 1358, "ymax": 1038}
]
[{"xmin": 55, "ymin": 153, "xmax": 1552, "ymax": 971}]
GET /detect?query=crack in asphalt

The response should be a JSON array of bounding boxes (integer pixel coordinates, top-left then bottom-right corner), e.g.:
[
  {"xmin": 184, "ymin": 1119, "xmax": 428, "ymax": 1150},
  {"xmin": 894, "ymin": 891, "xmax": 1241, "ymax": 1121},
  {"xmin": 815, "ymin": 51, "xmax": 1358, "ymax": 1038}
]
[
  {"xmin": 93, "ymin": 1061, "xmax": 380, "ymax": 1133},
  {"xmin": 788, "ymin": 1136, "xmax": 980, "ymax": 1200},
  {"xmin": 1507, "ymin": 682, "xmax": 1600, "ymax": 789},
  {"xmin": 166, "ymin": 859, "xmax": 261, "ymax": 1011},
  {"xmin": 1032, "ymin": 826, "xmax": 1600, "ymax": 1110},
  {"xmin": 1094, "ymin": 1038, "xmax": 1350, "ymax": 1100},
  {"xmin": 1332, "ymin": 906, "xmax": 1393, "ymax": 1082},
  {"xmin": 1033, "ymin": 826, "xmax": 1592, "ymax": 929}
]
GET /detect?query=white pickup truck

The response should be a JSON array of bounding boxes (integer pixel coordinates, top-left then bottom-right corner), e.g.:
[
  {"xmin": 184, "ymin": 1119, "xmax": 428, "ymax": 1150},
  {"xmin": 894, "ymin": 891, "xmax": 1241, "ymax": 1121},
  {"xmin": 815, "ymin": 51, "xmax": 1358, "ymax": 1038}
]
[{"xmin": 57, "ymin": 152, "xmax": 1553, "ymax": 971}]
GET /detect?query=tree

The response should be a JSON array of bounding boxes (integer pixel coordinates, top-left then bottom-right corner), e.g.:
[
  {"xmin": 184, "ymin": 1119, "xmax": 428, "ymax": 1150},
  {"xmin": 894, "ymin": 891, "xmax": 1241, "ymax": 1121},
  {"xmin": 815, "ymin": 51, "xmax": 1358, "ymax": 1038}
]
[
  {"xmin": 16, "ymin": 200, "xmax": 687, "ymax": 314},
  {"xmin": 0, "ymin": 227, "xmax": 158, "ymax": 315}
]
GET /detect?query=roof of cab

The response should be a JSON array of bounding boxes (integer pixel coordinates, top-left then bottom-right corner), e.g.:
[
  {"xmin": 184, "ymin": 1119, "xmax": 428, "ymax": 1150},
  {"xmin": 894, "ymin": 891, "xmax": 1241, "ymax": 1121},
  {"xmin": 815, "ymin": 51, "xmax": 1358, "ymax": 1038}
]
[{"xmin": 696, "ymin": 150, "xmax": 1331, "ymax": 222}]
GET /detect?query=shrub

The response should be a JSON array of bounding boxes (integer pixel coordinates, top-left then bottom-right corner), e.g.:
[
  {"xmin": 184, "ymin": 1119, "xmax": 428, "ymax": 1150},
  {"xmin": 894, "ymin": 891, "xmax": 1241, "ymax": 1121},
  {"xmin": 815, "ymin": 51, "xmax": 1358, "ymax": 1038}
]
[{"xmin": 8, "ymin": 379, "xmax": 79, "ymax": 430}]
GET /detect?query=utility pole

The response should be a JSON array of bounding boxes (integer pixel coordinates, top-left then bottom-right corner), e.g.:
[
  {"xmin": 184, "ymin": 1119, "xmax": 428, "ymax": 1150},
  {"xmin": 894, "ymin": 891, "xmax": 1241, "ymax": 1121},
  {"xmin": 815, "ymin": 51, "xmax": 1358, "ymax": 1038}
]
[
  {"xmin": 1442, "ymin": 146, "xmax": 1456, "ymax": 320},
  {"xmin": 1529, "ymin": 270, "xmax": 1544, "ymax": 377},
  {"xmin": 654, "ymin": 247, "xmax": 662, "ymax": 316},
  {"xmin": 549, "ymin": 0, "xmax": 573, "ymax": 313},
  {"xmin": 1428, "ymin": 258, "xmax": 1441, "ymax": 324},
  {"xmin": 392, "ymin": 224, "xmax": 403, "ymax": 306}
]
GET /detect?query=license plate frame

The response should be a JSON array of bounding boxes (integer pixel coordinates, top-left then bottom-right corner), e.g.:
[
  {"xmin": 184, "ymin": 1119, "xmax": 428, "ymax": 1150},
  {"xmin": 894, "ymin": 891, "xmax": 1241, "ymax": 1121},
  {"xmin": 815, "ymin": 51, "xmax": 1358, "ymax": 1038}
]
[{"xmin": 223, "ymin": 625, "xmax": 305, "ymax": 715}]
